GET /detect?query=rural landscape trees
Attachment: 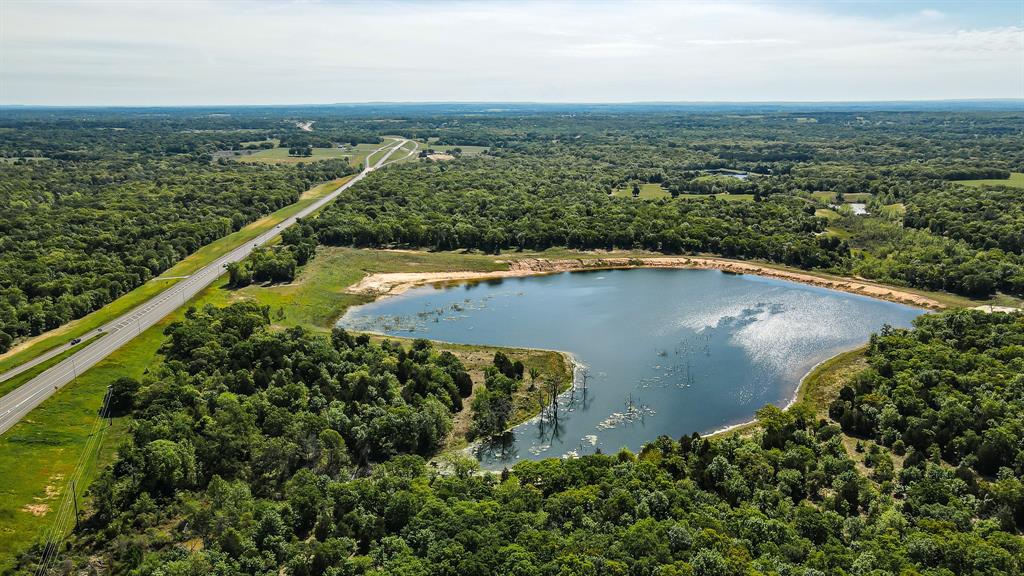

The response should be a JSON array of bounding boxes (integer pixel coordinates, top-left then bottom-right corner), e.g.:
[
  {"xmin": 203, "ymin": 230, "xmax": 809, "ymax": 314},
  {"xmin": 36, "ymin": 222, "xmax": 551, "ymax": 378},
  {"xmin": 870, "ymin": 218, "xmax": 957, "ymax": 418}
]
[
  {"xmin": 3, "ymin": 106, "xmax": 1023, "ymax": 574},
  {"xmin": 26, "ymin": 303, "xmax": 1023, "ymax": 575}
]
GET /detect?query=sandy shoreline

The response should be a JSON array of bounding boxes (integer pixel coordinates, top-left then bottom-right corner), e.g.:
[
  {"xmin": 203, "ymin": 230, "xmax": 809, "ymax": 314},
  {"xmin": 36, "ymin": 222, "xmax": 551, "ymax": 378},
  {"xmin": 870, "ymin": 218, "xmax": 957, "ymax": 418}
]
[{"xmin": 346, "ymin": 256, "xmax": 945, "ymax": 310}]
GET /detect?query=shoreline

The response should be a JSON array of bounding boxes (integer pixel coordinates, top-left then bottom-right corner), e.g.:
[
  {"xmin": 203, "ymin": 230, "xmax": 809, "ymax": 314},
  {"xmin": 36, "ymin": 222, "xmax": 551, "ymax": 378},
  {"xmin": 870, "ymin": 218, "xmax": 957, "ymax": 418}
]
[
  {"xmin": 704, "ymin": 343, "xmax": 863, "ymax": 439},
  {"xmin": 345, "ymin": 256, "xmax": 944, "ymax": 310},
  {"xmin": 343, "ymin": 256, "xmax": 934, "ymax": 464}
]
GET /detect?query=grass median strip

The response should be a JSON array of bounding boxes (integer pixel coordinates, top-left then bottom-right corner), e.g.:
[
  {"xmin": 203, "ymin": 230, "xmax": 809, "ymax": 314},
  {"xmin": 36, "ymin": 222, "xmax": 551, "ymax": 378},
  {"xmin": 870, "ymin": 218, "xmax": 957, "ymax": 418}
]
[
  {"xmin": 0, "ymin": 334, "xmax": 103, "ymax": 398},
  {"xmin": 0, "ymin": 176, "xmax": 353, "ymax": 379}
]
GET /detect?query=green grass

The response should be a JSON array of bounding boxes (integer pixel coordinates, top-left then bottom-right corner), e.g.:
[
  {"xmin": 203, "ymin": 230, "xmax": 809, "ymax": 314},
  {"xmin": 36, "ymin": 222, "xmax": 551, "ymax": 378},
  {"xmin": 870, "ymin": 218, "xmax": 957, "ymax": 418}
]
[
  {"xmin": 815, "ymin": 208, "xmax": 842, "ymax": 220},
  {"xmin": 811, "ymin": 191, "xmax": 873, "ymax": 203},
  {"xmin": 415, "ymin": 141, "xmax": 489, "ymax": 157},
  {"xmin": 677, "ymin": 193, "xmax": 755, "ymax": 202},
  {"xmin": 877, "ymin": 203, "xmax": 906, "ymax": 219},
  {"xmin": 0, "ymin": 248, "xmax": 539, "ymax": 569},
  {"xmin": 612, "ymin": 183, "xmax": 670, "ymax": 199},
  {"xmin": 0, "ymin": 270, "xmax": 248, "ymax": 569},
  {"xmin": 0, "ymin": 335, "xmax": 101, "ymax": 398},
  {"xmin": 958, "ymin": 172, "xmax": 1024, "ymax": 189},
  {"xmin": 0, "ymin": 278, "xmax": 180, "ymax": 377},
  {"xmin": 202, "ymin": 248, "xmax": 508, "ymax": 331},
  {"xmin": 343, "ymin": 142, "xmax": 398, "ymax": 168},
  {"xmin": 161, "ymin": 176, "xmax": 352, "ymax": 278},
  {"xmin": 239, "ymin": 138, "xmax": 279, "ymax": 148},
  {"xmin": 238, "ymin": 146, "xmax": 353, "ymax": 165},
  {"xmin": 6, "ymin": 242, "xmax": 1017, "ymax": 568},
  {"xmin": 0, "ymin": 176, "xmax": 354, "ymax": 378}
]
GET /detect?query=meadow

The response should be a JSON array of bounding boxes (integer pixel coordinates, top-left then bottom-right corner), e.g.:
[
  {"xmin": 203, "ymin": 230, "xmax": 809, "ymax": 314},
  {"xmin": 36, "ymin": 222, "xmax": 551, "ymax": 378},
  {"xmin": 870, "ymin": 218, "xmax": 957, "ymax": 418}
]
[{"xmin": 958, "ymin": 171, "xmax": 1024, "ymax": 188}]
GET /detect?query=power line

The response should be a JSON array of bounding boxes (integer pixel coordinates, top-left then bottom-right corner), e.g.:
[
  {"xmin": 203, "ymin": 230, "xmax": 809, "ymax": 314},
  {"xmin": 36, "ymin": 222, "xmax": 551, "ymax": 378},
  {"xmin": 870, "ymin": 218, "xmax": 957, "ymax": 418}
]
[{"xmin": 35, "ymin": 386, "xmax": 111, "ymax": 575}]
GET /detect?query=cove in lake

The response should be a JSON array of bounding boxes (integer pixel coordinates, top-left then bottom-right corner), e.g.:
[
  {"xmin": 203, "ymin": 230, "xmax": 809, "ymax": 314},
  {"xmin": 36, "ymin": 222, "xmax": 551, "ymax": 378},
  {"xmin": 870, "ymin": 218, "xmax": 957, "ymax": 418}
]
[{"xmin": 339, "ymin": 268, "xmax": 924, "ymax": 468}]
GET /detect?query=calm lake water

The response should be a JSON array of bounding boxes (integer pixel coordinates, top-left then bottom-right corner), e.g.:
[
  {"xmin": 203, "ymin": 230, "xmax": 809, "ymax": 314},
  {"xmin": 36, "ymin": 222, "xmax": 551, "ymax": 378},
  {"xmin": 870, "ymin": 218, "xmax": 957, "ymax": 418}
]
[{"xmin": 339, "ymin": 269, "xmax": 924, "ymax": 468}]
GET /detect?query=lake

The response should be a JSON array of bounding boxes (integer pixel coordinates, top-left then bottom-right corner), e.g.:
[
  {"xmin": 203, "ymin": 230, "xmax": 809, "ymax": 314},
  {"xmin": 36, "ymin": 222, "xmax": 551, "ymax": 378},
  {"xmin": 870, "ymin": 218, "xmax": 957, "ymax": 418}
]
[{"xmin": 339, "ymin": 268, "xmax": 924, "ymax": 468}]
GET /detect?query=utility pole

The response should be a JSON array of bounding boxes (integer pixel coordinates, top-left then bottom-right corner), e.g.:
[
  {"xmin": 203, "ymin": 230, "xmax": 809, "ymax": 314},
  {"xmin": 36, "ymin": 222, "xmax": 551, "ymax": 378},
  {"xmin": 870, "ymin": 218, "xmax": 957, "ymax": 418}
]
[{"xmin": 71, "ymin": 480, "xmax": 79, "ymax": 529}]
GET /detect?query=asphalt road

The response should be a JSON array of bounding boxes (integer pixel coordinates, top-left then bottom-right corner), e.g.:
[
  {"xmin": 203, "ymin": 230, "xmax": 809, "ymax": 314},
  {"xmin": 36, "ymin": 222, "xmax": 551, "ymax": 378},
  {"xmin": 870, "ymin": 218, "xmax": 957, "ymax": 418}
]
[{"xmin": 0, "ymin": 139, "xmax": 410, "ymax": 436}]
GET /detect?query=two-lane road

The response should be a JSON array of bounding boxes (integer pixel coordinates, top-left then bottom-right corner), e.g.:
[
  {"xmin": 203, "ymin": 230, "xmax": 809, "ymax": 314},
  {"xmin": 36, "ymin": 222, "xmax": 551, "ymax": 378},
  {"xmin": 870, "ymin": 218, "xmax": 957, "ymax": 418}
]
[{"xmin": 0, "ymin": 139, "xmax": 409, "ymax": 435}]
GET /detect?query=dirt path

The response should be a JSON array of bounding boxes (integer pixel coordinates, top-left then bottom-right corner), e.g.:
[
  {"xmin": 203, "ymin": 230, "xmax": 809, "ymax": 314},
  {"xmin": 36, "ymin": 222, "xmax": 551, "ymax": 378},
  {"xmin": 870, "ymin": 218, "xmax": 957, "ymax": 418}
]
[{"xmin": 346, "ymin": 256, "xmax": 944, "ymax": 310}]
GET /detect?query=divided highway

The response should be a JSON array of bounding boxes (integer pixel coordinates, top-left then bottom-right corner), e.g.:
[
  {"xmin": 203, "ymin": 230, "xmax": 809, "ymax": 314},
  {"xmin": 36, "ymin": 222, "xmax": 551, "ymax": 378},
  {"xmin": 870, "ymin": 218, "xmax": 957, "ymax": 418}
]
[{"xmin": 0, "ymin": 139, "xmax": 410, "ymax": 435}]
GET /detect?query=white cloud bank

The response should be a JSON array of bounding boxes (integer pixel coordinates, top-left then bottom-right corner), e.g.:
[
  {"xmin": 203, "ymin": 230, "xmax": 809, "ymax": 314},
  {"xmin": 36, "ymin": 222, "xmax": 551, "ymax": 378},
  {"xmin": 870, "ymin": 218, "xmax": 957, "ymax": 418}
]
[{"xmin": 1, "ymin": 0, "xmax": 1021, "ymax": 105}]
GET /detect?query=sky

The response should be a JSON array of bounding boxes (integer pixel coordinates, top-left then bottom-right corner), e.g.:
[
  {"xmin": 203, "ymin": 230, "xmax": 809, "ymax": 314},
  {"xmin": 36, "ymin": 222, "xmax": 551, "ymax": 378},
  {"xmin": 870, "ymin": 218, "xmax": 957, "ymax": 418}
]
[{"xmin": 1, "ymin": 0, "xmax": 1022, "ymax": 106}]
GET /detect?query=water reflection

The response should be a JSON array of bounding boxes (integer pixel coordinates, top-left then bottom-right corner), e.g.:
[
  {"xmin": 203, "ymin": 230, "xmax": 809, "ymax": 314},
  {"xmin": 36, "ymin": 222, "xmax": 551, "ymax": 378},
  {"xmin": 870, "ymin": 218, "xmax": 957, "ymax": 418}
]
[{"xmin": 341, "ymin": 269, "xmax": 924, "ymax": 469}]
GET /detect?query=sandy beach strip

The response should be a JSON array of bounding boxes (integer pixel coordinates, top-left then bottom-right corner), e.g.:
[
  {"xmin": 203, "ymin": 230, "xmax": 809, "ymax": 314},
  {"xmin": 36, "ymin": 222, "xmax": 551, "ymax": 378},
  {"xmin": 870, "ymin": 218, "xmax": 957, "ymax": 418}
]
[{"xmin": 346, "ymin": 256, "xmax": 945, "ymax": 310}]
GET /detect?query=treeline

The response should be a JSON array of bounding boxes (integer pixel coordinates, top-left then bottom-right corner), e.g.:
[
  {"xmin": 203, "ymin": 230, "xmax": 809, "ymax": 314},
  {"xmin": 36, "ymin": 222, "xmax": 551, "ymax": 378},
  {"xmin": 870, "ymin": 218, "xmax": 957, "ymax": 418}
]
[
  {"xmin": 313, "ymin": 156, "xmax": 848, "ymax": 269},
  {"xmin": 830, "ymin": 311, "xmax": 1024, "ymax": 481},
  {"xmin": 26, "ymin": 307, "xmax": 1023, "ymax": 574},
  {"xmin": 228, "ymin": 221, "xmax": 319, "ymax": 286},
  {"xmin": 0, "ymin": 158, "xmax": 353, "ymax": 352},
  {"xmin": 904, "ymin": 187, "xmax": 1024, "ymax": 255},
  {"xmin": 846, "ymin": 218, "xmax": 1024, "ymax": 298}
]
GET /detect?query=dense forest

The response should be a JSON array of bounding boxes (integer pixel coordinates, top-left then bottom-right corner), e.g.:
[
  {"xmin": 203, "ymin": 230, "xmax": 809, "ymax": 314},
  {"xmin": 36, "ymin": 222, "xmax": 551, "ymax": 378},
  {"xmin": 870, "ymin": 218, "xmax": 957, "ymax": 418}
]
[
  {"xmin": 302, "ymin": 108, "xmax": 1024, "ymax": 300},
  {"xmin": 313, "ymin": 157, "xmax": 847, "ymax": 269},
  {"xmin": 21, "ymin": 305, "xmax": 1023, "ymax": 574},
  {"xmin": 3, "ymin": 107, "xmax": 1023, "ymax": 355},
  {"xmin": 0, "ymin": 114, "xmax": 358, "ymax": 352},
  {"xmin": 4, "ymin": 106, "xmax": 1024, "ymax": 575}
]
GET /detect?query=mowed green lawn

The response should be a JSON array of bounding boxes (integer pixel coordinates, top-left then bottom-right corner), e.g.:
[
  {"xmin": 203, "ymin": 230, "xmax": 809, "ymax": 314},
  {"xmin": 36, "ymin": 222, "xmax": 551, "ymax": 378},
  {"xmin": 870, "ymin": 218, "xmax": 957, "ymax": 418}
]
[
  {"xmin": 0, "ymin": 278, "xmax": 180, "ymax": 377},
  {"xmin": 0, "ymin": 335, "xmax": 101, "ymax": 398},
  {"xmin": 612, "ymin": 183, "xmax": 670, "ymax": 199},
  {"xmin": 811, "ymin": 191, "xmax": 873, "ymax": 203},
  {"xmin": 958, "ymin": 172, "xmax": 1024, "ymax": 188},
  {"xmin": 415, "ymin": 139, "xmax": 489, "ymax": 157},
  {"xmin": 678, "ymin": 193, "xmax": 755, "ymax": 202},
  {"xmin": 238, "ymin": 146, "xmax": 353, "ymax": 165},
  {"xmin": 201, "ymin": 247, "xmax": 508, "ymax": 331}
]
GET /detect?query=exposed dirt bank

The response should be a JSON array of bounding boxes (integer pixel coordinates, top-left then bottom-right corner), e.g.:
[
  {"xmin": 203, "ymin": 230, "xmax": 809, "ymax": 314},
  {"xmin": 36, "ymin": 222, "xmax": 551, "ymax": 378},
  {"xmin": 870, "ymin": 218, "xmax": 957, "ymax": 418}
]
[{"xmin": 346, "ymin": 257, "xmax": 944, "ymax": 309}]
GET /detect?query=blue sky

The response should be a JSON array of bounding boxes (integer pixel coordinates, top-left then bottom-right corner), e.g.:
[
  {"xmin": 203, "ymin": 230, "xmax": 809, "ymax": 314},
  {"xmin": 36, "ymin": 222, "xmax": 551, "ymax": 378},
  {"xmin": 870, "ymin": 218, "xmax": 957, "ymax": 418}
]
[{"xmin": 1, "ymin": 0, "xmax": 1021, "ymax": 105}]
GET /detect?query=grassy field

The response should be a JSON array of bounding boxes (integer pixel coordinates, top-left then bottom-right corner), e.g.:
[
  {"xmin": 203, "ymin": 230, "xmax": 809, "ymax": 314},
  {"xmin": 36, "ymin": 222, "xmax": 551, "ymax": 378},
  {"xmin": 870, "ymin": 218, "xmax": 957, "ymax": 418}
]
[
  {"xmin": 877, "ymin": 203, "xmax": 906, "ymax": 219},
  {"xmin": 162, "ymin": 176, "xmax": 351, "ymax": 278},
  {"xmin": 811, "ymin": 191, "xmax": 873, "ymax": 203},
  {"xmin": 200, "ymin": 248, "xmax": 508, "ymax": 331},
  {"xmin": 237, "ymin": 146, "xmax": 353, "ymax": 165},
  {"xmin": 0, "ymin": 248, "xmax": 545, "ymax": 569},
  {"xmin": 815, "ymin": 208, "xmax": 842, "ymax": 220},
  {"xmin": 5, "ymin": 240, "xmax": 1019, "ymax": 568},
  {"xmin": 0, "ymin": 176, "xmax": 354, "ymax": 378},
  {"xmin": 611, "ymin": 183, "xmax": 670, "ymax": 199},
  {"xmin": 0, "ymin": 278, "xmax": 179, "ymax": 377},
  {"xmin": 678, "ymin": 193, "xmax": 755, "ymax": 202},
  {"xmin": 958, "ymin": 172, "xmax": 1024, "ymax": 188},
  {"xmin": 414, "ymin": 140, "xmax": 489, "ymax": 157},
  {"xmin": 0, "ymin": 335, "xmax": 101, "ymax": 398}
]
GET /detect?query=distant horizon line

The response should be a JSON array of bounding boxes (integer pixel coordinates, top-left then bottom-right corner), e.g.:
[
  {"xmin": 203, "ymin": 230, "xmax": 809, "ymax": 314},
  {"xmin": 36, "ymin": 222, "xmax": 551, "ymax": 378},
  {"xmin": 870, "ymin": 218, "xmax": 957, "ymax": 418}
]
[{"xmin": 2, "ymin": 98, "xmax": 1023, "ymax": 110}]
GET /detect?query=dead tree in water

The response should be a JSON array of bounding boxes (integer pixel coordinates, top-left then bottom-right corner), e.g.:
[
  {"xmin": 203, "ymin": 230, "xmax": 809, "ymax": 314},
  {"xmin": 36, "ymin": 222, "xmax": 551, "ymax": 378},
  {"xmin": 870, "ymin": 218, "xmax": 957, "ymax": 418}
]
[{"xmin": 545, "ymin": 378, "xmax": 560, "ymax": 421}]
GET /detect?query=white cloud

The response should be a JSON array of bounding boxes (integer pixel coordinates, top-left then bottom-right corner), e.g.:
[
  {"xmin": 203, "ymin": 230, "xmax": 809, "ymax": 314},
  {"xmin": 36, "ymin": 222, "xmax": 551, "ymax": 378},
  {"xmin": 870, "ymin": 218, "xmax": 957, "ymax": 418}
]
[{"xmin": 0, "ymin": 0, "xmax": 1021, "ymax": 105}]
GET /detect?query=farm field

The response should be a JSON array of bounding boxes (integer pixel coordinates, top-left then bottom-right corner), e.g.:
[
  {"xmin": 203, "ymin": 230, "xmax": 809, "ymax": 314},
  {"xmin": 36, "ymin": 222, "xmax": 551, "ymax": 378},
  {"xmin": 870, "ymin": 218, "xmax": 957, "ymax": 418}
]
[
  {"xmin": 811, "ymin": 191, "xmax": 873, "ymax": 203},
  {"xmin": 237, "ymin": 146, "xmax": 353, "ymax": 165},
  {"xmin": 611, "ymin": 183, "xmax": 670, "ymax": 198},
  {"xmin": 678, "ymin": 192, "xmax": 755, "ymax": 202},
  {"xmin": 958, "ymin": 172, "xmax": 1024, "ymax": 188}
]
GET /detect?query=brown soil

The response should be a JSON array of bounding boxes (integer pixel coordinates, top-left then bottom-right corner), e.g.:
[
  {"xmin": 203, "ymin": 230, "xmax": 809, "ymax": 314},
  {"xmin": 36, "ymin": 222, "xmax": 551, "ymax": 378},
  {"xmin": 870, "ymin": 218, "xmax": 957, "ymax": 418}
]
[{"xmin": 22, "ymin": 504, "xmax": 49, "ymax": 516}]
